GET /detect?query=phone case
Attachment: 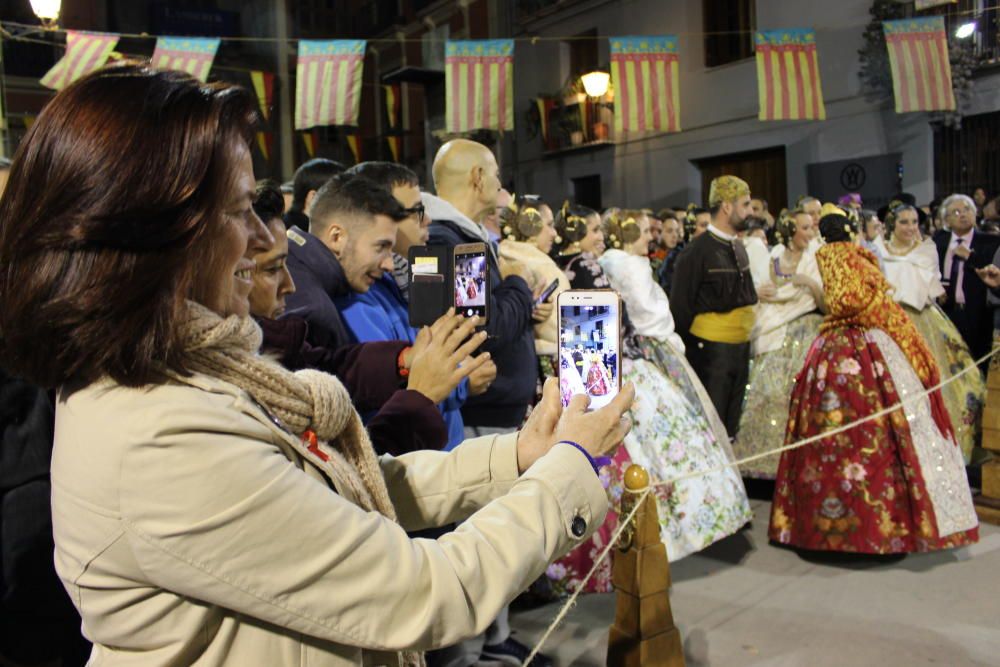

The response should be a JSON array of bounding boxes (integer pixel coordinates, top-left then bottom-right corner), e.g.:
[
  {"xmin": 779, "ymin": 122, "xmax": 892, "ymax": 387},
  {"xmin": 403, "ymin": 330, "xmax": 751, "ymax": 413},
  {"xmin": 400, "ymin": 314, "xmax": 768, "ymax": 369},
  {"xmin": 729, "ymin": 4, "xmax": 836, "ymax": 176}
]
[{"xmin": 408, "ymin": 246, "xmax": 452, "ymax": 328}]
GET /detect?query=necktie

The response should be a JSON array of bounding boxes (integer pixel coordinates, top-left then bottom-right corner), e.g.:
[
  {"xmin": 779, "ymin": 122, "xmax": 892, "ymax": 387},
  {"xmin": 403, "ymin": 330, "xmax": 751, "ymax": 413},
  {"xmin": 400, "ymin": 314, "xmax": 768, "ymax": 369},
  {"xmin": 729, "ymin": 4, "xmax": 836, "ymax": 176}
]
[{"xmin": 948, "ymin": 238, "xmax": 966, "ymax": 305}]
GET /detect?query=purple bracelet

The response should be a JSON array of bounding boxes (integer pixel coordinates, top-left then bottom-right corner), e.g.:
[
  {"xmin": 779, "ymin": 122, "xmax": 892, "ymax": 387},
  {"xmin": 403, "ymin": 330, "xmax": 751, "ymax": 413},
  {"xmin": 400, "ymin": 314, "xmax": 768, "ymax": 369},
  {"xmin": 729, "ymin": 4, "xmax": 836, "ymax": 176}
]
[{"xmin": 559, "ymin": 440, "xmax": 611, "ymax": 476}]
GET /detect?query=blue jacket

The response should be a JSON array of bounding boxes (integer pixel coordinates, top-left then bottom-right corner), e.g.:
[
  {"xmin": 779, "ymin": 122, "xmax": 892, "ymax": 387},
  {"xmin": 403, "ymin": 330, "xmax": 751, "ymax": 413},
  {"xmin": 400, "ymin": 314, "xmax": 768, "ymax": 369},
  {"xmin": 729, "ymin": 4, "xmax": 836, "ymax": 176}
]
[{"xmin": 336, "ymin": 274, "xmax": 470, "ymax": 450}]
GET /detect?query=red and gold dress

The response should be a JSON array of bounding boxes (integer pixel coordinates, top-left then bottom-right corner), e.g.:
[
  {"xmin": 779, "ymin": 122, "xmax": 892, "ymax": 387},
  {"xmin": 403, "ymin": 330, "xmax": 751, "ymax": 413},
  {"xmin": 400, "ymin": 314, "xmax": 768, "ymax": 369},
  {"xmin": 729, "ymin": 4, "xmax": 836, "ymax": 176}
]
[{"xmin": 769, "ymin": 242, "xmax": 979, "ymax": 553}]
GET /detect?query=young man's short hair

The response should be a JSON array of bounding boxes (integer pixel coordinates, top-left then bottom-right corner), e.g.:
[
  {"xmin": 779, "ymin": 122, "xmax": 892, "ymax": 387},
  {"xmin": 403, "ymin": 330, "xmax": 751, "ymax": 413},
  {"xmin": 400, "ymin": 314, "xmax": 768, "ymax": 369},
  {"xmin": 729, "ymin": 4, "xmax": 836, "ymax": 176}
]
[
  {"xmin": 345, "ymin": 161, "xmax": 419, "ymax": 191},
  {"xmin": 309, "ymin": 174, "xmax": 408, "ymax": 234}
]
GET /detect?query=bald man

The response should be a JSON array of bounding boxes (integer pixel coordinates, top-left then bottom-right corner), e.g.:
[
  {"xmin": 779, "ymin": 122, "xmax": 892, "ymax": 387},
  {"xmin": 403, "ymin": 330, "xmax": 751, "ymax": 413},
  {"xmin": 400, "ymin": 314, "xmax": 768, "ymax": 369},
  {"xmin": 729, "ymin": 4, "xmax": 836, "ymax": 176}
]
[{"xmin": 423, "ymin": 140, "xmax": 550, "ymax": 667}]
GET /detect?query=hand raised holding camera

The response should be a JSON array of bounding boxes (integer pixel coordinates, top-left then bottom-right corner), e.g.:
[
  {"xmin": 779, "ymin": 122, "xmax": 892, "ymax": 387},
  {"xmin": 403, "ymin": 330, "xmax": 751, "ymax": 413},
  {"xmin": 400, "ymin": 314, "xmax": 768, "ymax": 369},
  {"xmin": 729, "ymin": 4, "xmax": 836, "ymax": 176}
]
[
  {"xmin": 516, "ymin": 378, "xmax": 635, "ymax": 474},
  {"xmin": 407, "ymin": 311, "xmax": 491, "ymax": 404}
]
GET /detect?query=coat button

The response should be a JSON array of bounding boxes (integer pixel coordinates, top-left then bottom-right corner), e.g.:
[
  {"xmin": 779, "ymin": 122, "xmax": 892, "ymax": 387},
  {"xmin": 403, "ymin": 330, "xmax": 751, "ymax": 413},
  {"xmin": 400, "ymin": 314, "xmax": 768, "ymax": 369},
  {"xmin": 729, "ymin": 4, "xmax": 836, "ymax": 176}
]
[{"xmin": 571, "ymin": 516, "xmax": 587, "ymax": 538}]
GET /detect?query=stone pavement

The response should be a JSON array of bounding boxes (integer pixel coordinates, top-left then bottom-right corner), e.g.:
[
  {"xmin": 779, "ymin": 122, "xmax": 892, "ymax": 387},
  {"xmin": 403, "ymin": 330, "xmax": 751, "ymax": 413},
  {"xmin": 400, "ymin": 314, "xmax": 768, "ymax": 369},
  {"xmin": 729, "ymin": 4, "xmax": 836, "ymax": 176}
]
[{"xmin": 509, "ymin": 499, "xmax": 1000, "ymax": 666}]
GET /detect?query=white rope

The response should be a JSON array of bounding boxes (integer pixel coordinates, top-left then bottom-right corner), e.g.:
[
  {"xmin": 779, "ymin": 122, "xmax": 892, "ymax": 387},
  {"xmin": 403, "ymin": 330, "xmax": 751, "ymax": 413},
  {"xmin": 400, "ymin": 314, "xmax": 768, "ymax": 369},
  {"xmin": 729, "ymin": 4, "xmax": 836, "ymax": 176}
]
[{"xmin": 521, "ymin": 345, "xmax": 997, "ymax": 666}]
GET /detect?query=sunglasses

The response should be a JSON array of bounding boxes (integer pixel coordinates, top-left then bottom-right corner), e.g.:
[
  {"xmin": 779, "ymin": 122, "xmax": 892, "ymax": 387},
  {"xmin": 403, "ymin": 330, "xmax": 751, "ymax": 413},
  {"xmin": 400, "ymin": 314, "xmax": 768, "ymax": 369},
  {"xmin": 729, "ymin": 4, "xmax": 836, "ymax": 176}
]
[{"xmin": 401, "ymin": 202, "xmax": 425, "ymax": 223}]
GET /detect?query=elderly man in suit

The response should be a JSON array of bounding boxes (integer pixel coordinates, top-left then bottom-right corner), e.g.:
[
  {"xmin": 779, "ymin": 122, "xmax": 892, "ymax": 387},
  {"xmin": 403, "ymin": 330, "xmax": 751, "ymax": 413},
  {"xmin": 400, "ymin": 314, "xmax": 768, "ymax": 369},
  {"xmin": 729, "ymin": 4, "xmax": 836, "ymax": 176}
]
[{"xmin": 934, "ymin": 193, "xmax": 1000, "ymax": 370}]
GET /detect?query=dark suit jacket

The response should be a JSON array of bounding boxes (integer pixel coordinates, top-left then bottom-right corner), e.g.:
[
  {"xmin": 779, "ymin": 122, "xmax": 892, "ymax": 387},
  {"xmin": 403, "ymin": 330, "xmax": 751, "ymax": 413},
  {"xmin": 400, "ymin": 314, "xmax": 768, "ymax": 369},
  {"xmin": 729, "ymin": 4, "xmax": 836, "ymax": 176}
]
[{"xmin": 933, "ymin": 228, "xmax": 1000, "ymax": 360}]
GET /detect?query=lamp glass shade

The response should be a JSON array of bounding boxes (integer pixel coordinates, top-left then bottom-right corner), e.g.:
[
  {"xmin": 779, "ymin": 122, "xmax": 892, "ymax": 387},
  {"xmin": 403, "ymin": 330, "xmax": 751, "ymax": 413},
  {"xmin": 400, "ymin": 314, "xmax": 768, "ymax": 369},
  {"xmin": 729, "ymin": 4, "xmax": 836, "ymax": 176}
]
[
  {"xmin": 581, "ymin": 71, "xmax": 610, "ymax": 98},
  {"xmin": 956, "ymin": 21, "xmax": 976, "ymax": 39},
  {"xmin": 29, "ymin": 0, "xmax": 61, "ymax": 20}
]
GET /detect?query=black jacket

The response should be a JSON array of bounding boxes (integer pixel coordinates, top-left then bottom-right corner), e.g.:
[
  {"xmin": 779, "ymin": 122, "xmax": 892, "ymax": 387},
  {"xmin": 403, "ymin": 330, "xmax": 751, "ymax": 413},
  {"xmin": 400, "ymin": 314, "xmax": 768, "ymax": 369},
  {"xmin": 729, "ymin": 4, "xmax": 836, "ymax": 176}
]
[
  {"xmin": 1, "ymin": 369, "xmax": 89, "ymax": 664},
  {"xmin": 283, "ymin": 225, "xmax": 354, "ymax": 351},
  {"xmin": 428, "ymin": 219, "xmax": 536, "ymax": 428}
]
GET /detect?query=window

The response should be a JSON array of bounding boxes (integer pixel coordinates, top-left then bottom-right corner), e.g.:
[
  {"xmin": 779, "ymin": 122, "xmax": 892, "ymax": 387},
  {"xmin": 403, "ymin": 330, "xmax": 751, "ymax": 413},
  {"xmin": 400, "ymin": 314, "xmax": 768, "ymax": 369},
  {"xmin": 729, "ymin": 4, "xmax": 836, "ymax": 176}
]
[
  {"xmin": 566, "ymin": 29, "xmax": 598, "ymax": 79},
  {"xmin": 572, "ymin": 174, "xmax": 602, "ymax": 212},
  {"xmin": 703, "ymin": 0, "xmax": 755, "ymax": 68}
]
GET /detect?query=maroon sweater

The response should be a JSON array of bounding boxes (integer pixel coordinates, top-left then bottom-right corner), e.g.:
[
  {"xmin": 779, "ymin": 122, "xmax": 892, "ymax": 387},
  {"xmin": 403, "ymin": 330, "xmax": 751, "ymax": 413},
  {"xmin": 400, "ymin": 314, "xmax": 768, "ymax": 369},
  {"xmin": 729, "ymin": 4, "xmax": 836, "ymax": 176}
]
[{"xmin": 256, "ymin": 316, "xmax": 448, "ymax": 456}]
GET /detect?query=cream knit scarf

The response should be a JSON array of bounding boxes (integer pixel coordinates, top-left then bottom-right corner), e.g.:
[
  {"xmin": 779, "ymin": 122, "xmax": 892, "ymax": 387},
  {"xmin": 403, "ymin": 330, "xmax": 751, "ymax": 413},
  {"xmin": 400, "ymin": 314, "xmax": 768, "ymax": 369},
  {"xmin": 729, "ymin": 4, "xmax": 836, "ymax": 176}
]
[{"xmin": 178, "ymin": 301, "xmax": 422, "ymax": 667}]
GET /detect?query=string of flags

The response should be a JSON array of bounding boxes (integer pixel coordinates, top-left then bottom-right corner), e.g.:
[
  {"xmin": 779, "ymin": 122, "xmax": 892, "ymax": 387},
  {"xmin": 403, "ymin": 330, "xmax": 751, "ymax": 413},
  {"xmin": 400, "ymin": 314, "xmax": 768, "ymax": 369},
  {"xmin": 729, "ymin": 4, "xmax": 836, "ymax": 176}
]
[{"xmin": 27, "ymin": 20, "xmax": 958, "ymax": 150}]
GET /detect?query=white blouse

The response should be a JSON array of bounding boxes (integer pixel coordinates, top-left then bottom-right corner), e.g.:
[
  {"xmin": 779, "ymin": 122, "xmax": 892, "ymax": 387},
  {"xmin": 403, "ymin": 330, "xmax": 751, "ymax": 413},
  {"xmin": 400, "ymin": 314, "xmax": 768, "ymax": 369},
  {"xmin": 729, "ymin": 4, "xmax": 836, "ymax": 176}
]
[
  {"xmin": 598, "ymin": 249, "xmax": 686, "ymax": 353},
  {"xmin": 880, "ymin": 238, "xmax": 944, "ymax": 310}
]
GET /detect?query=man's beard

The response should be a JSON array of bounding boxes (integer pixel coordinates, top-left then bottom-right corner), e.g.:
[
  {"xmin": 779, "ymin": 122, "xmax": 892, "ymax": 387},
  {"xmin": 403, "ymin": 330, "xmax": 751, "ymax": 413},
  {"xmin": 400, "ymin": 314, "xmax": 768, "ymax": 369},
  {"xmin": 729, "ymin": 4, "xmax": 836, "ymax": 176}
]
[{"xmin": 731, "ymin": 212, "xmax": 749, "ymax": 232}]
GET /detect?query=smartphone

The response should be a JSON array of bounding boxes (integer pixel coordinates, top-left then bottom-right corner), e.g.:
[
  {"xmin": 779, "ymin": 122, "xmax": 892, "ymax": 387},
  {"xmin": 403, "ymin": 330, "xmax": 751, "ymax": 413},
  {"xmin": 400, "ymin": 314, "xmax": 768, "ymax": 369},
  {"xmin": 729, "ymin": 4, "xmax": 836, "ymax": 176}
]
[
  {"xmin": 557, "ymin": 290, "xmax": 622, "ymax": 409},
  {"xmin": 453, "ymin": 243, "xmax": 489, "ymax": 321},
  {"xmin": 536, "ymin": 278, "xmax": 560, "ymax": 306}
]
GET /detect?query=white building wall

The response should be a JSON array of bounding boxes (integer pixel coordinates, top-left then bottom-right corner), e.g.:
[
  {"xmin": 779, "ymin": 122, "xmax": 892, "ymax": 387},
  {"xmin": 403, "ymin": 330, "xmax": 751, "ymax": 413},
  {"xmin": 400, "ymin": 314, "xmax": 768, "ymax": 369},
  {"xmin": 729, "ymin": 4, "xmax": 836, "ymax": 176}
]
[{"xmin": 507, "ymin": 0, "xmax": 994, "ymax": 210}]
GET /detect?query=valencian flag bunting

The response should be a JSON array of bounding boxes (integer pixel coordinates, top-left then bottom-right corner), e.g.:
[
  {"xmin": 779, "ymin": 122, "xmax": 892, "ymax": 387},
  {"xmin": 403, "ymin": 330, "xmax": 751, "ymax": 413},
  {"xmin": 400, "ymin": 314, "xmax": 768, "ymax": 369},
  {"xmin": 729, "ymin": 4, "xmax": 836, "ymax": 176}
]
[
  {"xmin": 445, "ymin": 39, "xmax": 514, "ymax": 133},
  {"xmin": 151, "ymin": 37, "xmax": 220, "ymax": 82},
  {"xmin": 295, "ymin": 39, "xmax": 366, "ymax": 130},
  {"xmin": 383, "ymin": 84, "xmax": 402, "ymax": 160},
  {"xmin": 41, "ymin": 31, "xmax": 119, "ymax": 90},
  {"xmin": 610, "ymin": 36, "xmax": 681, "ymax": 133},
  {"xmin": 883, "ymin": 17, "xmax": 955, "ymax": 113},
  {"xmin": 755, "ymin": 29, "xmax": 826, "ymax": 121}
]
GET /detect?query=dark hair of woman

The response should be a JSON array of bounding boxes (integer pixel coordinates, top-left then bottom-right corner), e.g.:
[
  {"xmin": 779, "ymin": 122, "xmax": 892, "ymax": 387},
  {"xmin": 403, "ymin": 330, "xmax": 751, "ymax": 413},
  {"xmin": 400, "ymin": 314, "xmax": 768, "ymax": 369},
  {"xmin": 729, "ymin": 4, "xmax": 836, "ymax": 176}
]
[
  {"xmin": 253, "ymin": 179, "xmax": 286, "ymax": 223},
  {"xmin": 0, "ymin": 63, "xmax": 258, "ymax": 389},
  {"xmin": 818, "ymin": 213, "xmax": 857, "ymax": 244}
]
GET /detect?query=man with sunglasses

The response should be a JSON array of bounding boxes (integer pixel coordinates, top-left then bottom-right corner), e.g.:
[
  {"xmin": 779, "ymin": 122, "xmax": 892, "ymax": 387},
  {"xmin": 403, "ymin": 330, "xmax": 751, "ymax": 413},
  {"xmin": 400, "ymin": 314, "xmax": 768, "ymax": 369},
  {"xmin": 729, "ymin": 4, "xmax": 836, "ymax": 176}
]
[{"xmin": 670, "ymin": 175, "xmax": 759, "ymax": 438}]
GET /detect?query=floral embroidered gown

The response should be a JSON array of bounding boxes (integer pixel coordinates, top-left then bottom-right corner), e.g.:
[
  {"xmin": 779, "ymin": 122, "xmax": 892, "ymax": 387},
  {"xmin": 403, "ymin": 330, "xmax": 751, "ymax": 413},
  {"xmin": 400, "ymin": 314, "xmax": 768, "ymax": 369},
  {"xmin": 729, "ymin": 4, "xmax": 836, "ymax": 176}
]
[
  {"xmin": 543, "ymin": 251, "xmax": 752, "ymax": 596},
  {"xmin": 769, "ymin": 242, "xmax": 979, "ymax": 553},
  {"xmin": 878, "ymin": 237, "xmax": 984, "ymax": 463}
]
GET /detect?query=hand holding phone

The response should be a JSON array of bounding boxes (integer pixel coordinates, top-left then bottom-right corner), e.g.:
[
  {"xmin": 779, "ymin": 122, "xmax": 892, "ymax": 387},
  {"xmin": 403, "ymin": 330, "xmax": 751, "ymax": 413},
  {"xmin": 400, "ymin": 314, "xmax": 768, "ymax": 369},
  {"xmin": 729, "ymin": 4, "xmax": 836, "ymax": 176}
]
[{"xmin": 536, "ymin": 278, "xmax": 560, "ymax": 306}]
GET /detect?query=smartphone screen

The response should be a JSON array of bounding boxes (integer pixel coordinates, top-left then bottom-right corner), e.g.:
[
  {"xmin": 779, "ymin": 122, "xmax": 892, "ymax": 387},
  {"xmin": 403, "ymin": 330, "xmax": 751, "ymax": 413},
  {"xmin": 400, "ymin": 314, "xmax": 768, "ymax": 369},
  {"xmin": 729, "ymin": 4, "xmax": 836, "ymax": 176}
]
[
  {"xmin": 454, "ymin": 249, "xmax": 488, "ymax": 319},
  {"xmin": 558, "ymin": 302, "xmax": 620, "ymax": 409}
]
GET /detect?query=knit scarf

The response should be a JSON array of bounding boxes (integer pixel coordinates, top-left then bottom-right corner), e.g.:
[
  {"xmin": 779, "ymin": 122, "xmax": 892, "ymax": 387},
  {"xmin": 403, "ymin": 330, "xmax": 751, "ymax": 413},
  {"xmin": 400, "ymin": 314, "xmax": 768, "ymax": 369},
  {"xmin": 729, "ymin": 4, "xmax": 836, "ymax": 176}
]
[{"xmin": 178, "ymin": 301, "xmax": 422, "ymax": 667}]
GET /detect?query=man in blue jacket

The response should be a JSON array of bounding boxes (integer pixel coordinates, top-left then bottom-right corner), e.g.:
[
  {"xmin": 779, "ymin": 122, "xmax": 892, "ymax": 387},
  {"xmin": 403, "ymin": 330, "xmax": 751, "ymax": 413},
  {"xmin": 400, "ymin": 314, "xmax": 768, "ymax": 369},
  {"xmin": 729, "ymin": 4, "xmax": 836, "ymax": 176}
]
[{"xmin": 335, "ymin": 162, "xmax": 497, "ymax": 449}]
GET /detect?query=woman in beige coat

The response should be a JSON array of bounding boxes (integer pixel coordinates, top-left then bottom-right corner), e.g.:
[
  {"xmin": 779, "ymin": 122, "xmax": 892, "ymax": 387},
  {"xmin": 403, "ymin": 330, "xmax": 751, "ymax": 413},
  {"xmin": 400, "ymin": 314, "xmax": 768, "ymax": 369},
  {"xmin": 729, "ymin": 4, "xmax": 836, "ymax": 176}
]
[{"xmin": 0, "ymin": 64, "xmax": 633, "ymax": 667}]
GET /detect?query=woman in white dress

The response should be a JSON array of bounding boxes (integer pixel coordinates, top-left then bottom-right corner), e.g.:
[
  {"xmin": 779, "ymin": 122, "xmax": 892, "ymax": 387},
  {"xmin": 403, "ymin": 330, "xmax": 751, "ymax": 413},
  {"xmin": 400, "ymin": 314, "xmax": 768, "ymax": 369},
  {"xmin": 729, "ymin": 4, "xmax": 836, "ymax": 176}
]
[
  {"xmin": 880, "ymin": 203, "xmax": 984, "ymax": 463},
  {"xmin": 733, "ymin": 209, "xmax": 826, "ymax": 478},
  {"xmin": 597, "ymin": 209, "xmax": 752, "ymax": 561}
]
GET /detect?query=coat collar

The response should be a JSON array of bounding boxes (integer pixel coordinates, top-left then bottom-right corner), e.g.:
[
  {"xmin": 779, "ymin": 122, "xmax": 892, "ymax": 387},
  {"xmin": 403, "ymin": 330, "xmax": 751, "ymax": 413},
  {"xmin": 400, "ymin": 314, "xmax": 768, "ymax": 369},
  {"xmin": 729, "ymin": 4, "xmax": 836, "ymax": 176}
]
[{"xmin": 286, "ymin": 225, "xmax": 351, "ymax": 300}]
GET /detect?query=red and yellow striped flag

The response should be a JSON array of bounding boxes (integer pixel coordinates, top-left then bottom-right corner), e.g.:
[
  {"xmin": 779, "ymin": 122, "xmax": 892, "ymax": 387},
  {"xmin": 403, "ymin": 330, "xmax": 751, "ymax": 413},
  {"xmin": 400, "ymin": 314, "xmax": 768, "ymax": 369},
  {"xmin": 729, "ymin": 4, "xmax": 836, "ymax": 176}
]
[
  {"xmin": 755, "ymin": 29, "xmax": 826, "ymax": 121},
  {"xmin": 883, "ymin": 17, "xmax": 955, "ymax": 113},
  {"xmin": 256, "ymin": 131, "xmax": 273, "ymax": 162},
  {"xmin": 151, "ymin": 37, "xmax": 219, "ymax": 82},
  {"xmin": 610, "ymin": 36, "xmax": 681, "ymax": 133},
  {"xmin": 41, "ymin": 31, "xmax": 119, "ymax": 90},
  {"xmin": 251, "ymin": 71, "xmax": 276, "ymax": 121},
  {"xmin": 445, "ymin": 40, "xmax": 514, "ymax": 133},
  {"xmin": 346, "ymin": 133, "xmax": 361, "ymax": 164},
  {"xmin": 383, "ymin": 84, "xmax": 401, "ymax": 129},
  {"xmin": 301, "ymin": 131, "xmax": 318, "ymax": 158},
  {"xmin": 386, "ymin": 135, "xmax": 402, "ymax": 161},
  {"xmin": 295, "ymin": 40, "xmax": 366, "ymax": 130}
]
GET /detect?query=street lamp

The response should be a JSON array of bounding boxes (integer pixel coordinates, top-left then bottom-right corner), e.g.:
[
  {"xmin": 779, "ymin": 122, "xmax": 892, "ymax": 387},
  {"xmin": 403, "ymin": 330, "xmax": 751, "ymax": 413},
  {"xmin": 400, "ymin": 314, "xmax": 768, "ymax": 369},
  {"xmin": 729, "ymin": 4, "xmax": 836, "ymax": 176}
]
[
  {"xmin": 956, "ymin": 20, "xmax": 977, "ymax": 39},
  {"xmin": 29, "ymin": 0, "xmax": 61, "ymax": 27},
  {"xmin": 581, "ymin": 70, "xmax": 610, "ymax": 98}
]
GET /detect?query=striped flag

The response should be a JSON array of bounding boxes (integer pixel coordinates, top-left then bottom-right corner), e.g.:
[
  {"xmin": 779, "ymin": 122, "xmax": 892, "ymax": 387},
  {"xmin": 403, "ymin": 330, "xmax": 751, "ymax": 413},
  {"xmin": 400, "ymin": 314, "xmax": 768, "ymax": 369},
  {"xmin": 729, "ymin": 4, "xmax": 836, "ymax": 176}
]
[
  {"xmin": 883, "ymin": 17, "xmax": 955, "ymax": 113},
  {"xmin": 386, "ymin": 135, "xmax": 402, "ymax": 161},
  {"xmin": 445, "ymin": 39, "xmax": 514, "ymax": 133},
  {"xmin": 346, "ymin": 133, "xmax": 361, "ymax": 163},
  {"xmin": 251, "ymin": 71, "xmax": 276, "ymax": 121},
  {"xmin": 301, "ymin": 131, "xmax": 319, "ymax": 158},
  {"xmin": 41, "ymin": 31, "xmax": 119, "ymax": 90},
  {"xmin": 755, "ymin": 29, "xmax": 826, "ymax": 121},
  {"xmin": 256, "ymin": 131, "xmax": 273, "ymax": 161},
  {"xmin": 151, "ymin": 37, "xmax": 220, "ymax": 82},
  {"xmin": 295, "ymin": 40, "xmax": 366, "ymax": 130},
  {"xmin": 610, "ymin": 36, "xmax": 681, "ymax": 133},
  {"xmin": 383, "ymin": 84, "xmax": 401, "ymax": 129}
]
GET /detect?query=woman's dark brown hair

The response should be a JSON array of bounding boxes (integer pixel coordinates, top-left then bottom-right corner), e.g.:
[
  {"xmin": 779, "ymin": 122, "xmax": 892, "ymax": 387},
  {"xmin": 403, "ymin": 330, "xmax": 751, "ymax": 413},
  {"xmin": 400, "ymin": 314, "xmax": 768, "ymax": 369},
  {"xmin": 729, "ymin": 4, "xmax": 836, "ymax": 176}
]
[{"xmin": 0, "ymin": 63, "xmax": 258, "ymax": 388}]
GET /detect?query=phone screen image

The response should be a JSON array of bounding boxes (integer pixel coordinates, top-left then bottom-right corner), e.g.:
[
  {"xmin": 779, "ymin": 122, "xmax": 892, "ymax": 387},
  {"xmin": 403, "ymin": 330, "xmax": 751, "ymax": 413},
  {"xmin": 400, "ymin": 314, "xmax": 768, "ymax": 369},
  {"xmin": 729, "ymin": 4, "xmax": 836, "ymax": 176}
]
[
  {"xmin": 558, "ymin": 303, "xmax": 620, "ymax": 409},
  {"xmin": 455, "ymin": 250, "xmax": 487, "ymax": 319}
]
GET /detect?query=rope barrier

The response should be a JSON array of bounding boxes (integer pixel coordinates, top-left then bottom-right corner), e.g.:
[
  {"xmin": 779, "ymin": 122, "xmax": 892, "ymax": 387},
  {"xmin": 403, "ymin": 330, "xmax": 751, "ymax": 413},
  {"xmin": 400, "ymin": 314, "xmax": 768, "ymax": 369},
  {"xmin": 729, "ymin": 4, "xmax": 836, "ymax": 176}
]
[{"xmin": 521, "ymin": 342, "xmax": 998, "ymax": 666}]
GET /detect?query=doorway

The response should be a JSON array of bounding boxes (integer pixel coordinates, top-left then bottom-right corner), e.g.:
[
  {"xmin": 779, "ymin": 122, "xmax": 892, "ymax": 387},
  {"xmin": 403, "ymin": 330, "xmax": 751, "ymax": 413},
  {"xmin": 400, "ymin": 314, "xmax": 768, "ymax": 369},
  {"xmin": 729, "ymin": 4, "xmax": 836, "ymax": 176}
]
[{"xmin": 694, "ymin": 146, "xmax": 787, "ymax": 212}]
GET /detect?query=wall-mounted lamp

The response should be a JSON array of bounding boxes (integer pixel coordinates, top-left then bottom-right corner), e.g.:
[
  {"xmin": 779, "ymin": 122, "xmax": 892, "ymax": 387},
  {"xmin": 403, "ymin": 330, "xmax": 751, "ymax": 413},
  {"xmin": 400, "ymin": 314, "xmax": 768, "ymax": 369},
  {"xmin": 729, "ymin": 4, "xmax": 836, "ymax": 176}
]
[
  {"xmin": 955, "ymin": 20, "xmax": 977, "ymax": 39},
  {"xmin": 581, "ymin": 70, "xmax": 610, "ymax": 98},
  {"xmin": 29, "ymin": 0, "xmax": 61, "ymax": 28}
]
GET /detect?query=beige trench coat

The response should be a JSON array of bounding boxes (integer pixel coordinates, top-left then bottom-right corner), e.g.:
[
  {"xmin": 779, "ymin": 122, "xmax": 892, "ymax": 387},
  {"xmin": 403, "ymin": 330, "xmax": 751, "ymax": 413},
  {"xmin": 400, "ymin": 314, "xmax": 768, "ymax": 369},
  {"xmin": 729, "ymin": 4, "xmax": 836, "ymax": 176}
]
[{"xmin": 51, "ymin": 371, "xmax": 607, "ymax": 666}]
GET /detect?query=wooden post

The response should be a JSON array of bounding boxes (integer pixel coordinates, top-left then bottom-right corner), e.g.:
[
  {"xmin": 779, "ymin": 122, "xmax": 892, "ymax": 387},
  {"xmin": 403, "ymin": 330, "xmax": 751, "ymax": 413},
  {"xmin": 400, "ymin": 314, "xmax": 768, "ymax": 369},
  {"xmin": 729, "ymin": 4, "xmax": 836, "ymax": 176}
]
[
  {"xmin": 607, "ymin": 465, "xmax": 685, "ymax": 667},
  {"xmin": 976, "ymin": 336, "xmax": 1000, "ymax": 525}
]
